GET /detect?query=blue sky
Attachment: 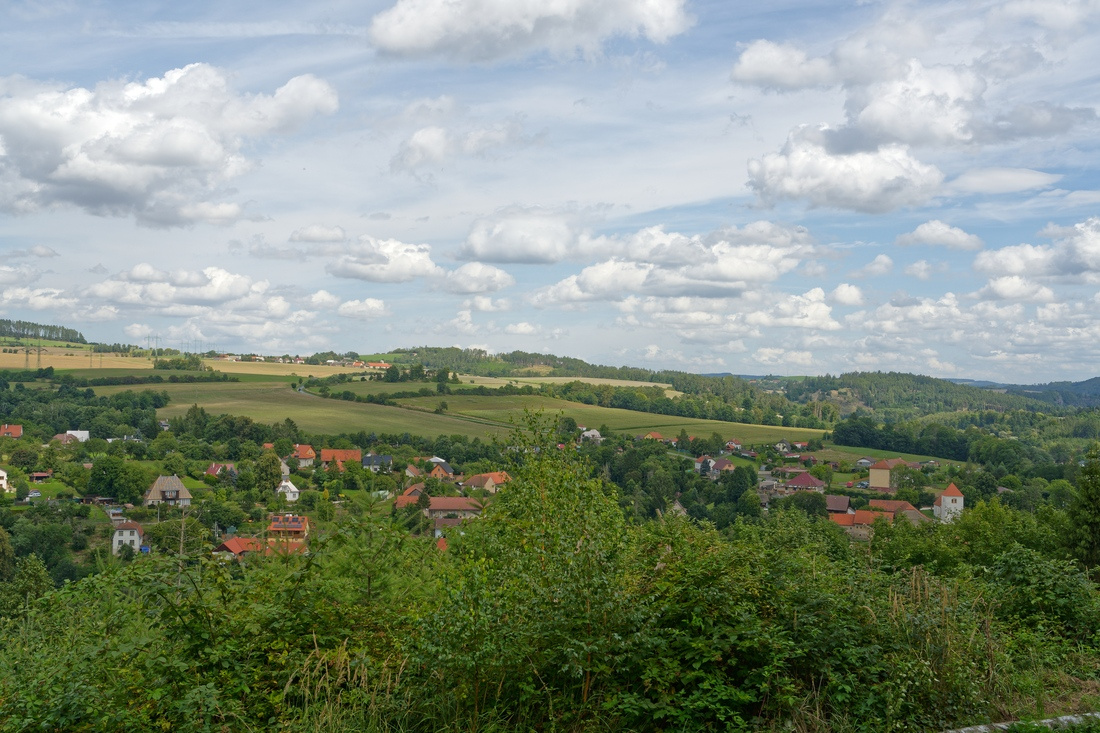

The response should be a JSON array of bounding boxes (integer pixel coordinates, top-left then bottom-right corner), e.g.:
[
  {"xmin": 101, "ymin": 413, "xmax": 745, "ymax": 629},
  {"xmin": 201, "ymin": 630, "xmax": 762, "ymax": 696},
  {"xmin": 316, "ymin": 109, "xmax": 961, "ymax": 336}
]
[{"xmin": 1, "ymin": 0, "xmax": 1099, "ymax": 382}]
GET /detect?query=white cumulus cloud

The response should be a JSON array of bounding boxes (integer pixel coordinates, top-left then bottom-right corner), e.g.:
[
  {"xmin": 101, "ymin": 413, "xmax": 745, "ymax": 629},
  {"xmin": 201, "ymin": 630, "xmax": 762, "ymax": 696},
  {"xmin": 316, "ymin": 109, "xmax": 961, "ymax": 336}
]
[
  {"xmin": 975, "ymin": 276, "xmax": 1056, "ymax": 302},
  {"xmin": 460, "ymin": 208, "xmax": 581, "ymax": 264},
  {"xmin": 730, "ymin": 40, "xmax": 837, "ymax": 89},
  {"xmin": 337, "ymin": 298, "xmax": 389, "ymax": 319},
  {"xmin": 896, "ymin": 220, "xmax": 983, "ymax": 250},
  {"xmin": 974, "ymin": 217, "xmax": 1100, "ymax": 282},
  {"xmin": 747, "ymin": 128, "xmax": 943, "ymax": 213},
  {"xmin": 368, "ymin": 0, "xmax": 692, "ymax": 61},
  {"xmin": 444, "ymin": 262, "xmax": 516, "ymax": 294},
  {"xmin": 830, "ymin": 283, "xmax": 865, "ymax": 306},
  {"xmin": 0, "ymin": 64, "xmax": 338, "ymax": 226},
  {"xmin": 853, "ymin": 254, "xmax": 894, "ymax": 277},
  {"xmin": 326, "ymin": 236, "xmax": 443, "ymax": 283}
]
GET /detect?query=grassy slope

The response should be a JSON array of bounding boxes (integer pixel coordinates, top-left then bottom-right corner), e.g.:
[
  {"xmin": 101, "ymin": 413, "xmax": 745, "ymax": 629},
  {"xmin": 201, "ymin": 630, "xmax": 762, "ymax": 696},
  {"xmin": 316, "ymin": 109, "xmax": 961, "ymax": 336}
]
[
  {"xmin": 91, "ymin": 375, "xmax": 830, "ymax": 444},
  {"xmin": 400, "ymin": 394, "xmax": 828, "ymax": 444},
  {"xmin": 94, "ymin": 380, "xmax": 512, "ymax": 438}
]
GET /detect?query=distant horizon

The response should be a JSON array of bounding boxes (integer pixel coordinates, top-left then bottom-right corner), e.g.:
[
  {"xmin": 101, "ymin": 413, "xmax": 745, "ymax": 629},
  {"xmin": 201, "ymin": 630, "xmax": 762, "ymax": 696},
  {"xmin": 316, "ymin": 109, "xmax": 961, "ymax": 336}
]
[
  {"xmin": 9, "ymin": 327, "xmax": 1098, "ymax": 389},
  {"xmin": 3, "ymin": 1, "xmax": 1100, "ymax": 383}
]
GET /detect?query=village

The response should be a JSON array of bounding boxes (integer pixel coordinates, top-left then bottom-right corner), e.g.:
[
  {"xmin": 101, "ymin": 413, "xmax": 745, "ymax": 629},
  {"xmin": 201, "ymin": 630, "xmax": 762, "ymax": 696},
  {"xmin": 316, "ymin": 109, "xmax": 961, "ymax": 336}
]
[{"xmin": 1, "ymin": 415, "xmax": 971, "ymax": 570}]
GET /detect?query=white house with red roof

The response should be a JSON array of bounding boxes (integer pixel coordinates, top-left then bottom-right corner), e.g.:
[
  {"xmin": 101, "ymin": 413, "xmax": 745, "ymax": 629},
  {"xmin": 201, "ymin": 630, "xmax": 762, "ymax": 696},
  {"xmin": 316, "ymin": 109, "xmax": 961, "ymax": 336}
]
[
  {"xmin": 933, "ymin": 483, "xmax": 964, "ymax": 523},
  {"xmin": 112, "ymin": 521, "xmax": 144, "ymax": 555}
]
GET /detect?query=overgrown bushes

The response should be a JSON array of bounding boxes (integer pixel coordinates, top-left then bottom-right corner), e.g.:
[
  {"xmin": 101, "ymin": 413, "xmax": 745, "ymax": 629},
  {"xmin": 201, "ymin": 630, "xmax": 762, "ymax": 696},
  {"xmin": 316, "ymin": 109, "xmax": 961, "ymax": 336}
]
[{"xmin": 2, "ymin": 426, "xmax": 1100, "ymax": 732}]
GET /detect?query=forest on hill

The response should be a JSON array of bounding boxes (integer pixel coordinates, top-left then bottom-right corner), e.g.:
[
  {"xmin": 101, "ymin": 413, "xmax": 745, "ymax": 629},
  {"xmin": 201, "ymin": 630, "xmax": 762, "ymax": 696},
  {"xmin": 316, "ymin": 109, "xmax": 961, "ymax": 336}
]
[
  {"xmin": 785, "ymin": 371, "xmax": 1060, "ymax": 421},
  {"xmin": 0, "ymin": 319, "xmax": 85, "ymax": 344}
]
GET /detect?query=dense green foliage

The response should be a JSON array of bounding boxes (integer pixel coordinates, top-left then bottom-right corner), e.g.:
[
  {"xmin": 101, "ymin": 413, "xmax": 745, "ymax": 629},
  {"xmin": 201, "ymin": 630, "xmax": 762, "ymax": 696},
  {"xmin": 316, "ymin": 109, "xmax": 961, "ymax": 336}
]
[
  {"xmin": 2, "ymin": 422, "xmax": 1100, "ymax": 732},
  {"xmin": 152, "ymin": 355, "xmax": 207, "ymax": 371},
  {"xmin": 0, "ymin": 384, "xmax": 166, "ymax": 442},
  {"xmin": 788, "ymin": 371, "xmax": 1059, "ymax": 420},
  {"xmin": 0, "ymin": 319, "xmax": 85, "ymax": 344}
]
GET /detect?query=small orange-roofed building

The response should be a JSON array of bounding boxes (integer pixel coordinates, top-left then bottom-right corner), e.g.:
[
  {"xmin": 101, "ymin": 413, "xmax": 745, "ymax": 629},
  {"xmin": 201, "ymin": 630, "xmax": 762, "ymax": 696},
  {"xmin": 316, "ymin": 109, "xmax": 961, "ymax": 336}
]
[{"xmin": 933, "ymin": 483, "xmax": 964, "ymax": 523}]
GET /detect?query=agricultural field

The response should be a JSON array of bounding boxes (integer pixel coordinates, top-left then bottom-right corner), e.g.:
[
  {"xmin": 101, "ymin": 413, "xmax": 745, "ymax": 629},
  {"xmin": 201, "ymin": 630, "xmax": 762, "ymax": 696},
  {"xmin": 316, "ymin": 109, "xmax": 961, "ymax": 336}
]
[
  {"xmin": 399, "ymin": 394, "xmax": 828, "ymax": 444},
  {"xmin": 199, "ymin": 359, "xmax": 358, "ymax": 379},
  {"xmin": 94, "ymin": 379, "xmax": 510, "ymax": 438},
  {"xmin": 0, "ymin": 347, "xmax": 150, "ymax": 371},
  {"xmin": 310, "ymin": 380, "xmax": 445, "ymax": 396}
]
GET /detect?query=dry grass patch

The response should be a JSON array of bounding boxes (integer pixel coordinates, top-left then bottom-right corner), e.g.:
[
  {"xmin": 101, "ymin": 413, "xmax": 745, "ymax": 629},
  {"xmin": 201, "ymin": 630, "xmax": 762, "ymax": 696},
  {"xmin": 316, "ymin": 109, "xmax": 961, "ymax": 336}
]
[
  {"xmin": 0, "ymin": 348, "xmax": 152, "ymax": 371},
  {"xmin": 199, "ymin": 359, "xmax": 362, "ymax": 378}
]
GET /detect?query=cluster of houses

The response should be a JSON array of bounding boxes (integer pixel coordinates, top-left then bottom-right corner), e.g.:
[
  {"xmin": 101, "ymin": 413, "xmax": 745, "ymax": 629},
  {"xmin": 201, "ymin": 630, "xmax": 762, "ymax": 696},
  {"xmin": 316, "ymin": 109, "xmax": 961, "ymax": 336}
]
[
  {"xmin": 821, "ymin": 483, "xmax": 965, "ymax": 538},
  {"xmin": 214, "ymin": 354, "xmax": 392, "ymax": 369},
  {"xmin": 111, "ymin": 511, "xmax": 313, "ymax": 558},
  {"xmin": 681, "ymin": 438, "xmax": 966, "ymax": 538}
]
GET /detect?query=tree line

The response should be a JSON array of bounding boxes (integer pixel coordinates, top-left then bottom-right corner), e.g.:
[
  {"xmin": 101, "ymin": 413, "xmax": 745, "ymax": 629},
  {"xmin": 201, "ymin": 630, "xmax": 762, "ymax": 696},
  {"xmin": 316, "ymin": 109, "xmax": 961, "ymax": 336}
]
[{"xmin": 0, "ymin": 319, "xmax": 85, "ymax": 344}]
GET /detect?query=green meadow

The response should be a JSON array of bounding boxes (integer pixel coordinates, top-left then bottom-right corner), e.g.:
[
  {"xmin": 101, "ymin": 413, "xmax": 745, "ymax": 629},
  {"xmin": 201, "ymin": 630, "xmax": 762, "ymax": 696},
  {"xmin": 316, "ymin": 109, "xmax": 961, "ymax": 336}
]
[
  {"xmin": 399, "ymin": 394, "xmax": 828, "ymax": 444},
  {"xmin": 88, "ymin": 371, "xmax": 829, "ymax": 444}
]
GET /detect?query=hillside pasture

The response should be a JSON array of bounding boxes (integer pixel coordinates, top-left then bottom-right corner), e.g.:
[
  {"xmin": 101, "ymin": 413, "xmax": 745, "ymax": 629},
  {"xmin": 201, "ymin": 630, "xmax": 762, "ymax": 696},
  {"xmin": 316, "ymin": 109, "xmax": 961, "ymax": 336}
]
[
  {"xmin": 399, "ymin": 394, "xmax": 827, "ymax": 444},
  {"xmin": 95, "ymin": 380, "xmax": 511, "ymax": 438}
]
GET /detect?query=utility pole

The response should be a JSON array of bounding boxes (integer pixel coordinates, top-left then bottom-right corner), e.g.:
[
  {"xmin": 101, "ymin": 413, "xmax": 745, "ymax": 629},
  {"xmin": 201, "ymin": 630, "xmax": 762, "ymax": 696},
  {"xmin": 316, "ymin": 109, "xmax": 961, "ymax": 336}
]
[{"xmin": 176, "ymin": 504, "xmax": 187, "ymax": 590}]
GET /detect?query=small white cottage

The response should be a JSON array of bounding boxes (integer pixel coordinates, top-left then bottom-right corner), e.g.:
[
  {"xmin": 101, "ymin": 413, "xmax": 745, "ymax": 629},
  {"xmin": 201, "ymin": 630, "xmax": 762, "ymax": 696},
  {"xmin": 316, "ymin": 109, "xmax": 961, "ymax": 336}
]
[
  {"xmin": 112, "ymin": 521, "xmax": 144, "ymax": 555},
  {"xmin": 277, "ymin": 478, "xmax": 300, "ymax": 503}
]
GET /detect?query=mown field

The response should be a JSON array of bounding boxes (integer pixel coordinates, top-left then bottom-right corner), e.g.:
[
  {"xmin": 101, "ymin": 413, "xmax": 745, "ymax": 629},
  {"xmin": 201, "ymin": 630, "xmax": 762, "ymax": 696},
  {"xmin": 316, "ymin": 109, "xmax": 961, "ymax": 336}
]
[
  {"xmin": 399, "ymin": 394, "xmax": 829, "ymax": 444},
  {"xmin": 54, "ymin": 362, "xmax": 979, "ymax": 460},
  {"xmin": 0, "ymin": 348, "xmax": 150, "ymax": 371},
  {"xmin": 89, "ymin": 372, "xmax": 829, "ymax": 445},
  {"xmin": 199, "ymin": 359, "xmax": 355, "ymax": 378},
  {"xmin": 93, "ymin": 379, "xmax": 511, "ymax": 438}
]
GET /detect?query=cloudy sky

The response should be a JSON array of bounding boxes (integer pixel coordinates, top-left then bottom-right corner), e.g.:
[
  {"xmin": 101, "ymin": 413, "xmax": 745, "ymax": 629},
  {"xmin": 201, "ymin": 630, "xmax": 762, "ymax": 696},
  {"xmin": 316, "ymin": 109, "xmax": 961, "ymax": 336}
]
[{"xmin": 1, "ymin": 0, "xmax": 1099, "ymax": 382}]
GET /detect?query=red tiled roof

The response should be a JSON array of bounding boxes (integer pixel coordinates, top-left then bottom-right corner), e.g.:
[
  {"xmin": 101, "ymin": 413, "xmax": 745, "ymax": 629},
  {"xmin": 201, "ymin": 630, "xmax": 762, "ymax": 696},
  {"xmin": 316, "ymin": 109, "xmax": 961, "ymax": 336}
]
[
  {"xmin": 465, "ymin": 471, "xmax": 511, "ymax": 488},
  {"xmin": 293, "ymin": 444, "xmax": 315, "ymax": 460},
  {"xmin": 395, "ymin": 483, "xmax": 426, "ymax": 509},
  {"xmin": 853, "ymin": 509, "xmax": 892, "ymax": 525},
  {"xmin": 436, "ymin": 537, "xmax": 448, "ymax": 551},
  {"xmin": 0, "ymin": 424, "xmax": 23, "ymax": 438},
  {"xmin": 829, "ymin": 513, "xmax": 855, "ymax": 526},
  {"xmin": 869, "ymin": 499, "xmax": 917, "ymax": 513},
  {"xmin": 428, "ymin": 496, "xmax": 482, "ymax": 513},
  {"xmin": 216, "ymin": 537, "xmax": 265, "ymax": 555},
  {"xmin": 942, "ymin": 483, "xmax": 963, "ymax": 497},
  {"xmin": 785, "ymin": 472, "xmax": 825, "ymax": 488},
  {"xmin": 321, "ymin": 449, "xmax": 362, "ymax": 463},
  {"xmin": 205, "ymin": 462, "xmax": 235, "ymax": 477},
  {"xmin": 114, "ymin": 521, "xmax": 144, "ymax": 535},
  {"xmin": 870, "ymin": 457, "xmax": 918, "ymax": 471}
]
